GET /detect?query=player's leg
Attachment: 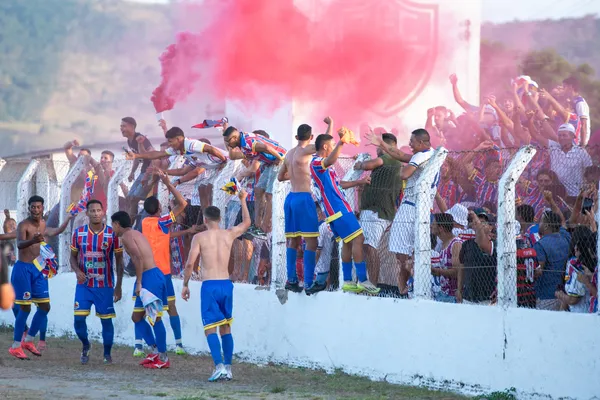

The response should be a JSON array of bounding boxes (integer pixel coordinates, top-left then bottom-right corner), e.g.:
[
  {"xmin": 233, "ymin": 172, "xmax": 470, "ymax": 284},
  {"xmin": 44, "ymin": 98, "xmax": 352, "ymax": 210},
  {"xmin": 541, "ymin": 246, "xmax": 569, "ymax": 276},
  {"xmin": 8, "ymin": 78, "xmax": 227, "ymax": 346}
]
[
  {"xmin": 12, "ymin": 303, "xmax": 29, "ymax": 340},
  {"xmin": 144, "ymin": 269, "xmax": 170, "ymax": 368},
  {"xmin": 389, "ymin": 204, "xmax": 415, "ymax": 297},
  {"xmin": 74, "ymin": 285, "xmax": 92, "ymax": 364},
  {"xmin": 352, "ymin": 233, "xmax": 380, "ymax": 295},
  {"xmin": 95, "ymin": 287, "xmax": 116, "ymax": 363},
  {"xmin": 132, "ymin": 281, "xmax": 154, "ymax": 357},
  {"xmin": 164, "ymin": 274, "xmax": 184, "ymax": 354},
  {"xmin": 38, "ymin": 309, "xmax": 48, "ymax": 351},
  {"xmin": 219, "ymin": 280, "xmax": 234, "ymax": 380},
  {"xmin": 299, "ymin": 194, "xmax": 320, "ymax": 292},
  {"xmin": 9, "ymin": 261, "xmax": 33, "ymax": 358},
  {"xmin": 201, "ymin": 281, "xmax": 227, "ymax": 381},
  {"xmin": 283, "ymin": 193, "xmax": 302, "ymax": 292},
  {"xmin": 22, "ymin": 269, "xmax": 50, "ymax": 356}
]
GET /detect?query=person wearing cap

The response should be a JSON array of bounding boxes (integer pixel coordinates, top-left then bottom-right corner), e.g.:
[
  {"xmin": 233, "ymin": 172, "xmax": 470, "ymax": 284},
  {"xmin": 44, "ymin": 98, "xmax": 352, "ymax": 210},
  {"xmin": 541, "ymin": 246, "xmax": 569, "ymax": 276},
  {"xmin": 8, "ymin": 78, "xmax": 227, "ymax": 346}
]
[{"xmin": 528, "ymin": 122, "xmax": 592, "ymax": 203}]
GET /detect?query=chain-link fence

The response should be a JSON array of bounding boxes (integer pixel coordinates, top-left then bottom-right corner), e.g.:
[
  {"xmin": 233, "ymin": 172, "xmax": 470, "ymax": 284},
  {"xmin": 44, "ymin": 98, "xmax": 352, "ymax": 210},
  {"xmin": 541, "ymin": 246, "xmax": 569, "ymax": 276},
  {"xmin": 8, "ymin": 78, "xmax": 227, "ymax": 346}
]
[{"xmin": 4, "ymin": 142, "xmax": 599, "ymax": 314}]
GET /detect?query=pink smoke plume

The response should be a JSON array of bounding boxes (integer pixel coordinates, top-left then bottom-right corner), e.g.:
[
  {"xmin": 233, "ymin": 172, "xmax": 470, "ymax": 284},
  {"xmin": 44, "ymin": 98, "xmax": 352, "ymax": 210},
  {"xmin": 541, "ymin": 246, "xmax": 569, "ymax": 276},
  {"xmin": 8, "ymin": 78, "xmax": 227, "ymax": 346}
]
[{"xmin": 152, "ymin": 0, "xmax": 451, "ymax": 124}]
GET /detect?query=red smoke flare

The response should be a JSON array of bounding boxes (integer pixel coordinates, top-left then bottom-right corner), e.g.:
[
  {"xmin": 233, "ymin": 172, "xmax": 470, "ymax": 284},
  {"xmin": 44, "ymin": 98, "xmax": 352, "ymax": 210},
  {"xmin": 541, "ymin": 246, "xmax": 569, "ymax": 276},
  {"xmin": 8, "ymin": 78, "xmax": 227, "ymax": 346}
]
[{"xmin": 153, "ymin": 0, "xmax": 450, "ymax": 124}]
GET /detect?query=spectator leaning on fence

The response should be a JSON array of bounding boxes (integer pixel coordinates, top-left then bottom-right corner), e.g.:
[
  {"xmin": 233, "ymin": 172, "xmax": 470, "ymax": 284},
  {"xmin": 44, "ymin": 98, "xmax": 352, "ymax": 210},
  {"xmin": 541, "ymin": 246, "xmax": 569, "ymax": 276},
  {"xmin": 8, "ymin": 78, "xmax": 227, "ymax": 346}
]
[
  {"xmin": 365, "ymin": 128, "xmax": 436, "ymax": 297},
  {"xmin": 354, "ymin": 132, "xmax": 403, "ymax": 290}
]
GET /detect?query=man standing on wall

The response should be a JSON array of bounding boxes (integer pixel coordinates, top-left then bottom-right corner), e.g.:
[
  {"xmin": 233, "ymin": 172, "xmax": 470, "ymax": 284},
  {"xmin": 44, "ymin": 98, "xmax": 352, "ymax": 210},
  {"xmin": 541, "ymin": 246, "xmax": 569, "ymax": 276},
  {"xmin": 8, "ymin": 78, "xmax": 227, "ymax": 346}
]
[
  {"xmin": 277, "ymin": 118, "xmax": 332, "ymax": 294},
  {"xmin": 9, "ymin": 196, "xmax": 72, "ymax": 359},
  {"xmin": 70, "ymin": 200, "xmax": 124, "ymax": 364}
]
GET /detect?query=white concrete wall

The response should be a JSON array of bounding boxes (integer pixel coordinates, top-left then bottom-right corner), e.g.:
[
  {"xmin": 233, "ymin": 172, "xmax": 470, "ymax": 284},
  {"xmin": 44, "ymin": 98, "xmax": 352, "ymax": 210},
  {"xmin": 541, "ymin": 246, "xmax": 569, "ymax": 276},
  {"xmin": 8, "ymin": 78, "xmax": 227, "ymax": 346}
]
[{"xmin": 1, "ymin": 274, "xmax": 598, "ymax": 399}]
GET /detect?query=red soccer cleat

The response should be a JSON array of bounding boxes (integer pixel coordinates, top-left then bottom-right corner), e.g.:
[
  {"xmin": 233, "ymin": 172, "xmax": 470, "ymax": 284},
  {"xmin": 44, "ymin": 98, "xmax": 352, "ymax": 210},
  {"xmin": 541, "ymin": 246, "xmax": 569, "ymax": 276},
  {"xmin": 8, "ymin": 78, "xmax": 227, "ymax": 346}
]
[
  {"xmin": 9, "ymin": 346, "xmax": 29, "ymax": 360},
  {"xmin": 143, "ymin": 358, "xmax": 170, "ymax": 369},
  {"xmin": 21, "ymin": 341, "xmax": 42, "ymax": 357},
  {"xmin": 139, "ymin": 353, "xmax": 159, "ymax": 366}
]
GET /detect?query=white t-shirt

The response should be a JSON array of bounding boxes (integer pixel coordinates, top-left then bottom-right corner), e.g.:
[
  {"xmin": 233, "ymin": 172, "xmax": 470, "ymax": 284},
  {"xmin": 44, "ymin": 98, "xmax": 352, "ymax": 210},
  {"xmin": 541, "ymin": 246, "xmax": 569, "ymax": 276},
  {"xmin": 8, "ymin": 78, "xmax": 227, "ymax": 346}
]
[
  {"xmin": 548, "ymin": 140, "xmax": 592, "ymax": 197},
  {"xmin": 402, "ymin": 149, "xmax": 436, "ymax": 204},
  {"xmin": 166, "ymin": 138, "xmax": 227, "ymax": 169},
  {"xmin": 574, "ymin": 96, "xmax": 591, "ymax": 140}
]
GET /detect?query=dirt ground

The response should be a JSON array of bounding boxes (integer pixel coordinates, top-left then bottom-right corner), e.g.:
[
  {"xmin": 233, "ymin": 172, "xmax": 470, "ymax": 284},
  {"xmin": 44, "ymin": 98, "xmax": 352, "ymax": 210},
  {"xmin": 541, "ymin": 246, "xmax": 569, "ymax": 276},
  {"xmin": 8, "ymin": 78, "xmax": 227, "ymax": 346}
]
[{"xmin": 0, "ymin": 328, "xmax": 469, "ymax": 400}]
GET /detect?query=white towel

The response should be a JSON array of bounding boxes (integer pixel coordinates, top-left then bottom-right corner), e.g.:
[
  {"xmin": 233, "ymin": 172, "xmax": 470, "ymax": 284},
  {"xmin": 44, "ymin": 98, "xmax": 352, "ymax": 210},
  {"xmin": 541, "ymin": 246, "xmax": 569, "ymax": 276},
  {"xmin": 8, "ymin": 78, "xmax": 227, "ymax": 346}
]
[{"xmin": 139, "ymin": 288, "xmax": 163, "ymax": 326}]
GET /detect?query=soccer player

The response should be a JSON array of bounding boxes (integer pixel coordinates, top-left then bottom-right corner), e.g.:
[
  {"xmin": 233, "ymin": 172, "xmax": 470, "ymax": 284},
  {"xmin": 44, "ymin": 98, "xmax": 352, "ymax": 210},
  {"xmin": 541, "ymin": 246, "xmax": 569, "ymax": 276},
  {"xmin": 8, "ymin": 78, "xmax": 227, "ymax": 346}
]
[
  {"xmin": 70, "ymin": 200, "xmax": 124, "ymax": 364},
  {"xmin": 310, "ymin": 132, "xmax": 380, "ymax": 295},
  {"xmin": 222, "ymin": 125, "xmax": 286, "ymax": 237},
  {"xmin": 278, "ymin": 119, "xmax": 329, "ymax": 293},
  {"xmin": 136, "ymin": 170, "xmax": 188, "ymax": 355},
  {"xmin": 9, "ymin": 195, "xmax": 72, "ymax": 360},
  {"xmin": 111, "ymin": 210, "xmax": 170, "ymax": 369},
  {"xmin": 182, "ymin": 189, "xmax": 251, "ymax": 382}
]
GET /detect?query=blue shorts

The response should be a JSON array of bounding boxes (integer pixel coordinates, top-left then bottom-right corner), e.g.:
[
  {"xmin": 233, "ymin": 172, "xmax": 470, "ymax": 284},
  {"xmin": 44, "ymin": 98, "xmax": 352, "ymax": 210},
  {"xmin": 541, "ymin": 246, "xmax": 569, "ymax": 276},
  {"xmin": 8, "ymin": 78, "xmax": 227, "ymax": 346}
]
[
  {"xmin": 329, "ymin": 212, "xmax": 363, "ymax": 243},
  {"xmin": 132, "ymin": 268, "xmax": 169, "ymax": 315},
  {"xmin": 74, "ymin": 285, "xmax": 115, "ymax": 319},
  {"xmin": 12, "ymin": 260, "xmax": 49, "ymax": 306},
  {"xmin": 284, "ymin": 192, "xmax": 320, "ymax": 238},
  {"xmin": 201, "ymin": 280, "xmax": 233, "ymax": 330},
  {"xmin": 164, "ymin": 274, "xmax": 176, "ymax": 302}
]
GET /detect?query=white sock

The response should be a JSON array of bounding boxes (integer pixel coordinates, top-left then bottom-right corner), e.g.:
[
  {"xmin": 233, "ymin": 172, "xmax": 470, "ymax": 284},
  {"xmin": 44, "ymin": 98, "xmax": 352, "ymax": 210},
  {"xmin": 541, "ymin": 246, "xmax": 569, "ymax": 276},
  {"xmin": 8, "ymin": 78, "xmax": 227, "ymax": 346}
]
[
  {"xmin": 12, "ymin": 341, "xmax": 21, "ymax": 349},
  {"xmin": 24, "ymin": 335, "xmax": 34, "ymax": 343}
]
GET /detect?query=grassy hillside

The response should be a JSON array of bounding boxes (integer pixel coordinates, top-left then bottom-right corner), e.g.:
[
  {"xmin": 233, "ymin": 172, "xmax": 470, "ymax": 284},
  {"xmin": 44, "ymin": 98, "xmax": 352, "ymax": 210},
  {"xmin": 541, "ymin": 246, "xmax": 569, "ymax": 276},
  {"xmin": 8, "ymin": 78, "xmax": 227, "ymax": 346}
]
[{"xmin": 0, "ymin": 0, "xmax": 174, "ymax": 157}]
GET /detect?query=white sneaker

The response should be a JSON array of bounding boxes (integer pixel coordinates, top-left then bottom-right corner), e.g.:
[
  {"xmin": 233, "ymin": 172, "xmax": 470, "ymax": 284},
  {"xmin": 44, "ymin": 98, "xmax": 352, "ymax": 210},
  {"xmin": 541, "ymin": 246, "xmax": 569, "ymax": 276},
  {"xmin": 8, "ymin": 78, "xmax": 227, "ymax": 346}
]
[
  {"xmin": 357, "ymin": 280, "xmax": 381, "ymax": 295},
  {"xmin": 224, "ymin": 364, "xmax": 233, "ymax": 380},
  {"xmin": 208, "ymin": 363, "xmax": 227, "ymax": 382}
]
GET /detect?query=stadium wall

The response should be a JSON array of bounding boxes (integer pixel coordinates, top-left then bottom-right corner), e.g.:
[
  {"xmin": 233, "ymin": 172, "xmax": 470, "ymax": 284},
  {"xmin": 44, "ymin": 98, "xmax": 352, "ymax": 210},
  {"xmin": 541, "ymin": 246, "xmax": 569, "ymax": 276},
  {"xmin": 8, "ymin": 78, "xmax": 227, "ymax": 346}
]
[{"xmin": 1, "ymin": 275, "xmax": 598, "ymax": 399}]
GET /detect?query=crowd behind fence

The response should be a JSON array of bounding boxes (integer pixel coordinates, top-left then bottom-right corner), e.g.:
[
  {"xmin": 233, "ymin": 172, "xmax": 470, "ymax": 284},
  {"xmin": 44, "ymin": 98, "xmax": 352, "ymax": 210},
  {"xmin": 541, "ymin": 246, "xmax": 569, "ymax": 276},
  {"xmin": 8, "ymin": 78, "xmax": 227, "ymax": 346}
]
[{"xmin": 2, "ymin": 142, "xmax": 599, "ymax": 315}]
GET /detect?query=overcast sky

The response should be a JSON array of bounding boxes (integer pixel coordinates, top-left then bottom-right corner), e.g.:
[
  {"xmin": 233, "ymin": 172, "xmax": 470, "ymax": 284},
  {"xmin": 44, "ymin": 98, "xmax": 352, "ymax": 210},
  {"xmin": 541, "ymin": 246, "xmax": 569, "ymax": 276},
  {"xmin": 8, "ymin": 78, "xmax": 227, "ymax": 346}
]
[{"xmin": 129, "ymin": 0, "xmax": 600, "ymax": 23}]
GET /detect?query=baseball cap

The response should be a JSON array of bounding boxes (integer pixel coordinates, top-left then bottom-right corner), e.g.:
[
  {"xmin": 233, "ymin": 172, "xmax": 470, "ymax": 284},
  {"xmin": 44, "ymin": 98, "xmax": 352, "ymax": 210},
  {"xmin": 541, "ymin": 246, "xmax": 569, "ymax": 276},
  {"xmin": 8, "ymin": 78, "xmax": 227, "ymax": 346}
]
[
  {"xmin": 446, "ymin": 204, "xmax": 468, "ymax": 227},
  {"xmin": 558, "ymin": 123, "xmax": 575, "ymax": 135}
]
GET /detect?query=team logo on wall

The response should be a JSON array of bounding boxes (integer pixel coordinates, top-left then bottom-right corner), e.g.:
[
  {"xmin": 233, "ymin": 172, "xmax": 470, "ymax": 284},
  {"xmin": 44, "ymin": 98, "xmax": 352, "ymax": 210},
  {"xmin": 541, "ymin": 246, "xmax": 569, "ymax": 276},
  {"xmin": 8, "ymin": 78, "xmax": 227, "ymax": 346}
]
[{"xmin": 329, "ymin": 0, "xmax": 439, "ymax": 118}]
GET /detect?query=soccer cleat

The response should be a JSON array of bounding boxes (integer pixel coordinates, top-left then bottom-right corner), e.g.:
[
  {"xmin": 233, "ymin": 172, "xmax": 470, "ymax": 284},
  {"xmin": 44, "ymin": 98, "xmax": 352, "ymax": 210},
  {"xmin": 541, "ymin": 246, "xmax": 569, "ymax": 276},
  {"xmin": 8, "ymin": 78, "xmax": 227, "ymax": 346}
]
[
  {"xmin": 357, "ymin": 280, "xmax": 381, "ymax": 295},
  {"xmin": 37, "ymin": 340, "xmax": 47, "ymax": 352},
  {"xmin": 285, "ymin": 281, "xmax": 303, "ymax": 293},
  {"xmin": 8, "ymin": 346, "xmax": 29, "ymax": 360},
  {"xmin": 224, "ymin": 364, "xmax": 233, "ymax": 380},
  {"xmin": 175, "ymin": 345, "xmax": 186, "ymax": 355},
  {"xmin": 342, "ymin": 281, "xmax": 362, "ymax": 293},
  {"xmin": 103, "ymin": 355, "xmax": 113, "ymax": 364},
  {"xmin": 305, "ymin": 281, "xmax": 327, "ymax": 296},
  {"xmin": 208, "ymin": 363, "xmax": 227, "ymax": 382},
  {"xmin": 21, "ymin": 341, "xmax": 42, "ymax": 357},
  {"xmin": 139, "ymin": 353, "xmax": 159, "ymax": 366},
  {"xmin": 80, "ymin": 346, "xmax": 91, "ymax": 365},
  {"xmin": 144, "ymin": 358, "xmax": 170, "ymax": 369},
  {"xmin": 133, "ymin": 348, "xmax": 146, "ymax": 358}
]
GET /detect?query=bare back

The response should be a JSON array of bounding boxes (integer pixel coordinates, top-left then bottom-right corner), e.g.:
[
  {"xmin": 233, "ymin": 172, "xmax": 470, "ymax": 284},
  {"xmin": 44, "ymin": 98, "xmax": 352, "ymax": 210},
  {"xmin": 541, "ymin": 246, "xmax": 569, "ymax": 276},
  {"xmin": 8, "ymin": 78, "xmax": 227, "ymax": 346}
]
[
  {"xmin": 286, "ymin": 144, "xmax": 314, "ymax": 193},
  {"xmin": 192, "ymin": 229, "xmax": 237, "ymax": 281},
  {"xmin": 121, "ymin": 229, "xmax": 157, "ymax": 272},
  {"xmin": 17, "ymin": 218, "xmax": 46, "ymax": 263}
]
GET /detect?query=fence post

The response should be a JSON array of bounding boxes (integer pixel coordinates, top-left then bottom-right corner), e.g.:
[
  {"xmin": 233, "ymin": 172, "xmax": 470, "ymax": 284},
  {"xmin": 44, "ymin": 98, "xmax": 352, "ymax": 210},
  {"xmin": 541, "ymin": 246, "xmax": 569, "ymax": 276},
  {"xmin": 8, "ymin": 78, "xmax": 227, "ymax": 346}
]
[
  {"xmin": 211, "ymin": 160, "xmax": 241, "ymax": 229},
  {"xmin": 413, "ymin": 147, "xmax": 448, "ymax": 300},
  {"xmin": 107, "ymin": 161, "xmax": 133, "ymax": 222},
  {"xmin": 596, "ymin": 182, "xmax": 600, "ymax": 315},
  {"xmin": 17, "ymin": 160, "xmax": 40, "ymax": 223},
  {"xmin": 497, "ymin": 145, "xmax": 536, "ymax": 308},
  {"xmin": 59, "ymin": 157, "xmax": 87, "ymax": 270},
  {"xmin": 270, "ymin": 177, "xmax": 288, "ymax": 289}
]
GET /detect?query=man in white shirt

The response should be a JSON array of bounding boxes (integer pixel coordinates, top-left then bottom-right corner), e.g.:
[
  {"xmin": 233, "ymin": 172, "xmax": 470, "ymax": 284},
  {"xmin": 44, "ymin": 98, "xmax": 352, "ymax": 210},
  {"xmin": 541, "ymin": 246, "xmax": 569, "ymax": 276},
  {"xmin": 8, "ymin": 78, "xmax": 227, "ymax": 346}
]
[
  {"xmin": 366, "ymin": 128, "xmax": 438, "ymax": 297},
  {"xmin": 563, "ymin": 76, "xmax": 591, "ymax": 146}
]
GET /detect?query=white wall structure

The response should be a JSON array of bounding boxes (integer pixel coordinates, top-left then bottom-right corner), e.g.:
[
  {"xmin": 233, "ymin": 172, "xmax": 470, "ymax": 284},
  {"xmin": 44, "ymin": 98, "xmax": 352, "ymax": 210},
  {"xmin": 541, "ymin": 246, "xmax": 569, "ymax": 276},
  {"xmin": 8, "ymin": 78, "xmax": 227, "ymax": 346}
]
[
  {"xmin": 1, "ymin": 275, "xmax": 598, "ymax": 400},
  {"xmin": 226, "ymin": 0, "xmax": 481, "ymax": 153}
]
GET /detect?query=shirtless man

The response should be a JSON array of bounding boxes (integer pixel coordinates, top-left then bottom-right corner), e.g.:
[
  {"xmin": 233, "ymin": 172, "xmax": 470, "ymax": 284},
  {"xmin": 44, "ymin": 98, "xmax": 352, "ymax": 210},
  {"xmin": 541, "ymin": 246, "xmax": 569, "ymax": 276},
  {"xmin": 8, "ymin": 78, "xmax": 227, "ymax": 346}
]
[
  {"xmin": 110, "ymin": 211, "xmax": 170, "ymax": 369},
  {"xmin": 9, "ymin": 195, "xmax": 72, "ymax": 359},
  {"xmin": 182, "ymin": 189, "xmax": 251, "ymax": 382},
  {"xmin": 277, "ymin": 118, "xmax": 332, "ymax": 294}
]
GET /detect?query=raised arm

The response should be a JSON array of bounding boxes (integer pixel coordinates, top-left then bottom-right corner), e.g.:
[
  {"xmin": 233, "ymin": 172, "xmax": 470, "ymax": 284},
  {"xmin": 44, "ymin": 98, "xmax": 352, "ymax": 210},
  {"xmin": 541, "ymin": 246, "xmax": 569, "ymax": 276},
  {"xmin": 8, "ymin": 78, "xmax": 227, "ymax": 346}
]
[
  {"xmin": 45, "ymin": 215, "xmax": 73, "ymax": 237},
  {"xmin": 157, "ymin": 170, "xmax": 188, "ymax": 217},
  {"xmin": 63, "ymin": 140, "xmax": 79, "ymax": 165},
  {"xmin": 449, "ymin": 74, "xmax": 470, "ymax": 111},
  {"xmin": 364, "ymin": 131, "xmax": 412, "ymax": 163},
  {"xmin": 323, "ymin": 141, "xmax": 344, "ymax": 169},
  {"xmin": 487, "ymin": 95, "xmax": 514, "ymax": 132},
  {"xmin": 229, "ymin": 190, "xmax": 251, "ymax": 238},
  {"xmin": 354, "ymin": 157, "xmax": 384, "ymax": 171}
]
